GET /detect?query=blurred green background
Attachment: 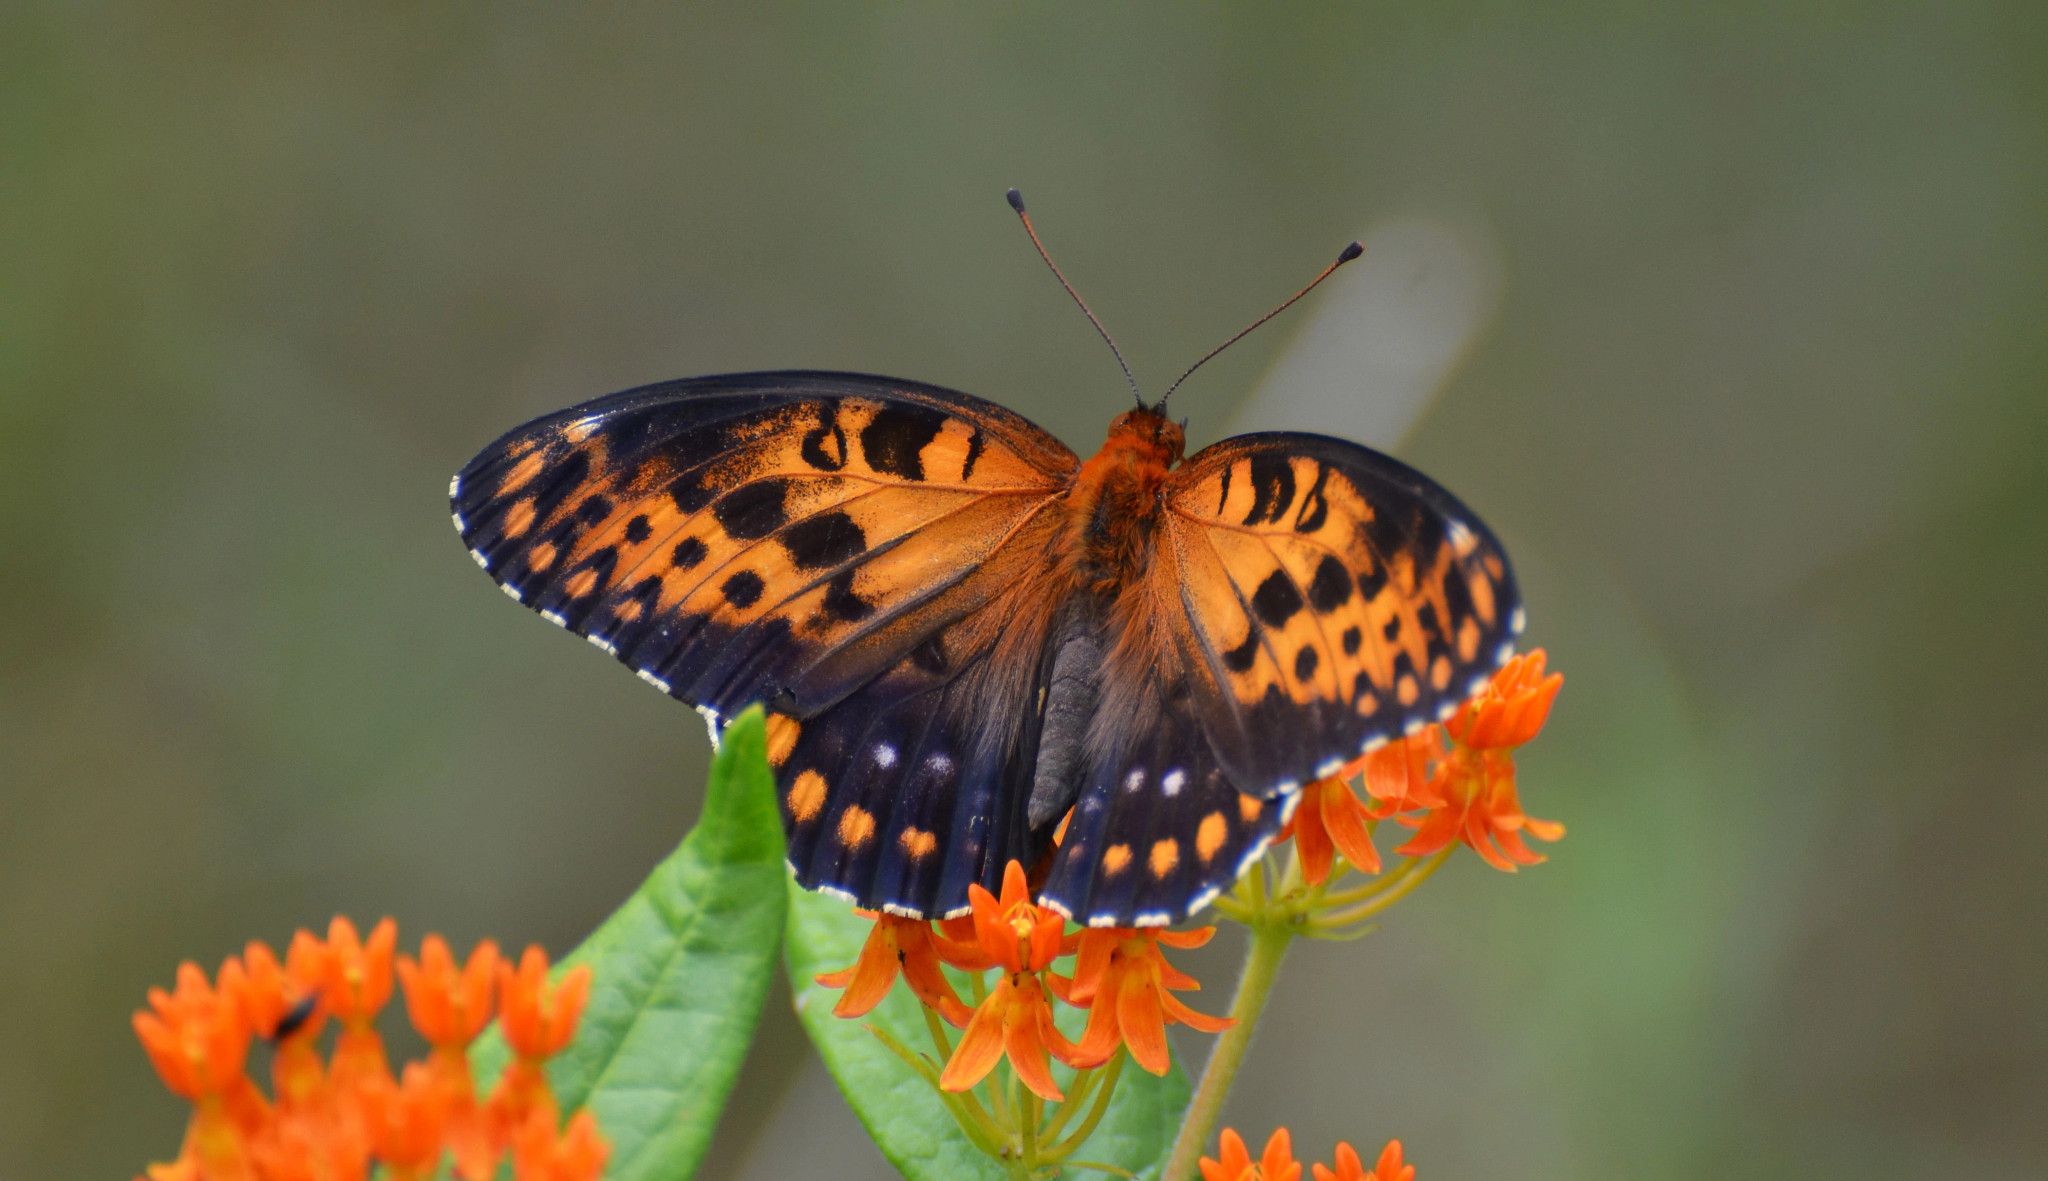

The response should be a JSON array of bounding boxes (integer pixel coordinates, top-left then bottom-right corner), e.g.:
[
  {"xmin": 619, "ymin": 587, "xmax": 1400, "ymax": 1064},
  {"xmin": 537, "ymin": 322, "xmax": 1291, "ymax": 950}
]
[{"xmin": 5, "ymin": 5, "xmax": 2045, "ymax": 1178}]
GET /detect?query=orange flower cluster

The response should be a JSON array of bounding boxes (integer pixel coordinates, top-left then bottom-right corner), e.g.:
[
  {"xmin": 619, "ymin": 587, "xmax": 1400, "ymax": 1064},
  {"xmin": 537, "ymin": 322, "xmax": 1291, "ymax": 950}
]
[
  {"xmin": 1202, "ymin": 1128, "xmax": 1414, "ymax": 1181},
  {"xmin": 132, "ymin": 916, "xmax": 605, "ymax": 1181},
  {"xmin": 1289, "ymin": 649, "xmax": 1565, "ymax": 883},
  {"xmin": 817, "ymin": 861, "xmax": 1231, "ymax": 1102}
]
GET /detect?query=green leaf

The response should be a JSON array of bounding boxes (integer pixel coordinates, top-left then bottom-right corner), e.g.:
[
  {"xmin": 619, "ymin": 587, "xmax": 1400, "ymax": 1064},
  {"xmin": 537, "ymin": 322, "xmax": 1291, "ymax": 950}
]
[
  {"xmin": 786, "ymin": 884, "xmax": 1191, "ymax": 1181},
  {"xmin": 471, "ymin": 705, "xmax": 787, "ymax": 1181}
]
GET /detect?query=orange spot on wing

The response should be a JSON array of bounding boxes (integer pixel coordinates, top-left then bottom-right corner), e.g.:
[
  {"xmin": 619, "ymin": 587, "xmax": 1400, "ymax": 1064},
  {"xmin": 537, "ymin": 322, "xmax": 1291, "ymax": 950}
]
[
  {"xmin": 1238, "ymin": 794, "xmax": 1263, "ymax": 822},
  {"xmin": 1397, "ymin": 674, "xmax": 1420, "ymax": 706},
  {"xmin": 503, "ymin": 499, "xmax": 536, "ymax": 538},
  {"xmin": 1430, "ymin": 655, "xmax": 1453, "ymax": 691},
  {"xmin": 527, "ymin": 542, "xmax": 558, "ymax": 572},
  {"xmin": 1468, "ymin": 569, "xmax": 1497, "ymax": 627},
  {"xmin": 1103, "ymin": 844, "xmax": 1132, "ymax": 876},
  {"xmin": 497, "ymin": 452, "xmax": 546, "ymax": 497},
  {"xmin": 766, "ymin": 714, "xmax": 801, "ymax": 767},
  {"xmin": 899, "ymin": 827, "xmax": 937, "ymax": 859},
  {"xmin": 837, "ymin": 805, "xmax": 876, "ymax": 850},
  {"xmin": 564, "ymin": 568, "xmax": 598, "ymax": 598},
  {"xmin": 1458, "ymin": 617, "xmax": 1481, "ymax": 662},
  {"xmin": 1149, "ymin": 838, "xmax": 1180, "ymax": 879},
  {"xmin": 614, "ymin": 598, "xmax": 643, "ymax": 623},
  {"xmin": 1196, "ymin": 812, "xmax": 1228, "ymax": 862},
  {"xmin": 788, "ymin": 770, "xmax": 826, "ymax": 822}
]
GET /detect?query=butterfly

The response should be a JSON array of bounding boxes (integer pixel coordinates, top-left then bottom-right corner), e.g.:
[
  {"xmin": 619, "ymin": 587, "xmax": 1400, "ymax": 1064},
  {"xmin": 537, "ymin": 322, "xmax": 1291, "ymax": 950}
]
[{"xmin": 451, "ymin": 200, "xmax": 1521, "ymax": 927}]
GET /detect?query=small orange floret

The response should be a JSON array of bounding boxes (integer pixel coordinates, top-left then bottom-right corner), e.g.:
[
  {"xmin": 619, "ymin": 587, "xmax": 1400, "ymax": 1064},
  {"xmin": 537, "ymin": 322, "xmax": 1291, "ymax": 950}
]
[
  {"xmin": 1056, "ymin": 926, "xmax": 1231, "ymax": 1075},
  {"xmin": 1201, "ymin": 1127, "xmax": 1302, "ymax": 1181},
  {"xmin": 1446, "ymin": 649, "xmax": 1561, "ymax": 751},
  {"xmin": 1314, "ymin": 1140, "xmax": 1415, "ymax": 1181},
  {"xmin": 133, "ymin": 959, "xmax": 254, "ymax": 1105},
  {"xmin": 499, "ymin": 946, "xmax": 593, "ymax": 1061},
  {"xmin": 321, "ymin": 916, "xmax": 398, "ymax": 1023},
  {"xmin": 511, "ymin": 1109, "xmax": 610, "ymax": 1181},
  {"xmin": 1291, "ymin": 775, "xmax": 1383, "ymax": 885},
  {"xmin": 369, "ymin": 1062, "xmax": 451, "ymax": 1181},
  {"xmin": 399, "ymin": 935, "xmax": 500, "ymax": 1048},
  {"xmin": 814, "ymin": 912, "xmax": 975, "ymax": 1026},
  {"xmin": 967, "ymin": 860, "xmax": 1066, "ymax": 975},
  {"xmin": 936, "ymin": 860, "xmax": 1087, "ymax": 1101}
]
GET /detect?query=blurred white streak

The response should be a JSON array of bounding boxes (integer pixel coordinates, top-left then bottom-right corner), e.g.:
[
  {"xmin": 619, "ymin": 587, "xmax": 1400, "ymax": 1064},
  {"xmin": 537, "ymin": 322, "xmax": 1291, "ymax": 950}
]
[{"xmin": 1227, "ymin": 217, "xmax": 1501, "ymax": 451}]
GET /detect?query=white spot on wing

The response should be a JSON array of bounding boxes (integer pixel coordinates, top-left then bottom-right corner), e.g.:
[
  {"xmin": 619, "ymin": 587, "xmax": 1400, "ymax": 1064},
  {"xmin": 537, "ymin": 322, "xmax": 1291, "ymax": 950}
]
[
  {"xmin": 452, "ymin": 511, "xmax": 466, "ymax": 532},
  {"xmin": 502, "ymin": 583, "xmax": 524, "ymax": 603},
  {"xmin": 818, "ymin": 884, "xmax": 858, "ymax": 903},
  {"xmin": 1496, "ymin": 641, "xmax": 1516, "ymax": 664},
  {"xmin": 637, "ymin": 669, "xmax": 671, "ymax": 693},
  {"xmin": 587, "ymin": 634, "xmax": 618, "ymax": 656},
  {"xmin": 470, "ymin": 548, "xmax": 491, "ymax": 569},
  {"xmin": 449, "ymin": 474, "xmax": 461, "ymax": 499},
  {"xmin": 1360, "ymin": 733, "xmax": 1388, "ymax": 753},
  {"xmin": 1435, "ymin": 700, "xmax": 1457, "ymax": 720},
  {"xmin": 873, "ymin": 743, "xmax": 897, "ymax": 769},
  {"xmin": 696, "ymin": 704, "xmax": 721, "ymax": 748},
  {"xmin": 1133, "ymin": 910, "xmax": 1172, "ymax": 928},
  {"xmin": 882, "ymin": 903, "xmax": 924, "ymax": 918},
  {"xmin": 541, "ymin": 610, "xmax": 567, "ymax": 627},
  {"xmin": 1088, "ymin": 914, "xmax": 1122, "ymax": 928},
  {"xmin": 1468, "ymin": 675, "xmax": 1490, "ymax": 697},
  {"xmin": 1278, "ymin": 790, "xmax": 1302, "ymax": 825},
  {"xmin": 1124, "ymin": 769, "xmax": 1146, "ymax": 793},
  {"xmin": 1039, "ymin": 897, "xmax": 1073, "ymax": 919},
  {"xmin": 926, "ymin": 752, "xmax": 954, "ymax": 775},
  {"xmin": 1403, "ymin": 717, "xmax": 1426, "ymax": 735},
  {"xmin": 1510, "ymin": 606, "xmax": 1526, "ymax": 635},
  {"xmin": 1314, "ymin": 758, "xmax": 1343, "ymax": 778},
  {"xmin": 1161, "ymin": 770, "xmax": 1186, "ymax": 797},
  {"xmin": 1186, "ymin": 885, "xmax": 1222, "ymax": 914},
  {"xmin": 941, "ymin": 904, "xmax": 973, "ymax": 920}
]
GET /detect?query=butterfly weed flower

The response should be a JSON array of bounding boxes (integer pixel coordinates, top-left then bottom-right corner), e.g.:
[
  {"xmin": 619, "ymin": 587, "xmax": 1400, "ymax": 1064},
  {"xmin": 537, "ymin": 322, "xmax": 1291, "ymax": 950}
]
[
  {"xmin": 1200, "ymin": 1127, "xmax": 1302, "ymax": 1181},
  {"xmin": 814, "ymin": 911, "xmax": 978, "ymax": 1026},
  {"xmin": 491, "ymin": 946, "xmax": 594, "ymax": 1137},
  {"xmin": 133, "ymin": 917, "xmax": 604, "ymax": 1181},
  {"xmin": 1055, "ymin": 925, "xmax": 1232, "ymax": 1075},
  {"xmin": 939, "ymin": 861, "xmax": 1085, "ymax": 1101},
  {"xmin": 1390, "ymin": 649, "xmax": 1565, "ymax": 871},
  {"xmin": 510, "ymin": 1109, "xmax": 609, "ymax": 1181},
  {"xmin": 1312, "ymin": 1140, "xmax": 1414, "ymax": 1181}
]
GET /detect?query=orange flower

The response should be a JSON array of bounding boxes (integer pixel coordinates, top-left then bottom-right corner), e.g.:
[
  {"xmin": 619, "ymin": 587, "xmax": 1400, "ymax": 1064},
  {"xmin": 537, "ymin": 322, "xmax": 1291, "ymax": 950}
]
[
  {"xmin": 1056, "ymin": 926, "xmax": 1232, "ymax": 1074},
  {"xmin": 366, "ymin": 1063, "xmax": 450, "ymax": 1181},
  {"xmin": 397, "ymin": 936, "xmax": 500, "ymax": 1180},
  {"xmin": 399, "ymin": 935, "xmax": 500, "ymax": 1047},
  {"xmin": 491, "ymin": 946, "xmax": 592, "ymax": 1135},
  {"xmin": 1200, "ymin": 1127, "xmax": 1302, "ymax": 1181},
  {"xmin": 1361, "ymin": 729, "xmax": 1446, "ymax": 818},
  {"xmin": 1313, "ymin": 1140, "xmax": 1414, "ymax": 1181},
  {"xmin": 938, "ymin": 861, "xmax": 1083, "ymax": 1101},
  {"xmin": 321, "ymin": 917, "xmax": 398, "ymax": 1100},
  {"xmin": 1447, "ymin": 649, "xmax": 1561, "ymax": 750},
  {"xmin": 1290, "ymin": 775, "xmax": 1382, "ymax": 885},
  {"xmin": 815, "ymin": 913, "xmax": 975, "ymax": 1026},
  {"xmin": 241, "ymin": 941, "xmax": 327, "ymax": 1112},
  {"xmin": 1380, "ymin": 650, "xmax": 1565, "ymax": 871},
  {"xmin": 245, "ymin": 1109, "xmax": 369, "ymax": 1181},
  {"xmin": 510, "ymin": 1110, "xmax": 610, "ymax": 1181},
  {"xmin": 134, "ymin": 959, "xmax": 257, "ymax": 1107}
]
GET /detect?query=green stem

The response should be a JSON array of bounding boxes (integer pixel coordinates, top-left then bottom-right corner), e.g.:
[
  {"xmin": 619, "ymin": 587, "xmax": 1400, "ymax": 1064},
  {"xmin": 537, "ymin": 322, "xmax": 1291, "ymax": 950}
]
[{"xmin": 1160, "ymin": 923, "xmax": 1294, "ymax": 1181}]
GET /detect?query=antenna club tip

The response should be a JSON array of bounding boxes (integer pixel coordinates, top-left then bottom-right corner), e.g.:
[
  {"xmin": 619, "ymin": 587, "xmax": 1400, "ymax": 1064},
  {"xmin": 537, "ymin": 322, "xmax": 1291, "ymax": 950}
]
[
  {"xmin": 1006, "ymin": 188, "xmax": 1027, "ymax": 213},
  {"xmin": 1338, "ymin": 241, "xmax": 1364, "ymax": 264}
]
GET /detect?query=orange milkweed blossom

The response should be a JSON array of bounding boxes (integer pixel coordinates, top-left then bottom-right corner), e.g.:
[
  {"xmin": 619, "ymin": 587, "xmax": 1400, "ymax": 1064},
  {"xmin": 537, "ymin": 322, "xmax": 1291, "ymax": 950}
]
[
  {"xmin": 937, "ymin": 860, "xmax": 1087, "ymax": 1101},
  {"xmin": 1200, "ymin": 1127, "xmax": 1302, "ymax": 1181},
  {"xmin": 1391, "ymin": 649, "xmax": 1565, "ymax": 871},
  {"xmin": 1054, "ymin": 925, "xmax": 1233, "ymax": 1075},
  {"xmin": 1312, "ymin": 1140, "xmax": 1414, "ymax": 1181},
  {"xmin": 510, "ymin": 1110, "xmax": 610, "ymax": 1181},
  {"xmin": 814, "ymin": 911, "xmax": 980, "ymax": 1026},
  {"xmin": 1288, "ymin": 772, "xmax": 1385, "ymax": 886},
  {"xmin": 133, "ymin": 917, "xmax": 604, "ymax": 1181},
  {"xmin": 491, "ymin": 946, "xmax": 594, "ymax": 1136}
]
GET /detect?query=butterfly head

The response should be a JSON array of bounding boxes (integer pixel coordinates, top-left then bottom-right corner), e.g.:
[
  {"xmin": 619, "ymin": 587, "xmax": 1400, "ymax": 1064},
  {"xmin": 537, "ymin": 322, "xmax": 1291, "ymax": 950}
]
[{"xmin": 1101, "ymin": 407, "xmax": 1185, "ymax": 472}]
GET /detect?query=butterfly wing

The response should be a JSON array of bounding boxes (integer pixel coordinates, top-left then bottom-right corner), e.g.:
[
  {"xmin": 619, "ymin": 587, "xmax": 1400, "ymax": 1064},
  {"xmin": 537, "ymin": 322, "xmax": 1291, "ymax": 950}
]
[
  {"xmin": 453, "ymin": 371, "xmax": 1076, "ymax": 719},
  {"xmin": 1158, "ymin": 432, "xmax": 1522, "ymax": 793},
  {"xmin": 454, "ymin": 371, "xmax": 1088, "ymax": 917},
  {"xmin": 1038, "ymin": 431, "xmax": 1521, "ymax": 926}
]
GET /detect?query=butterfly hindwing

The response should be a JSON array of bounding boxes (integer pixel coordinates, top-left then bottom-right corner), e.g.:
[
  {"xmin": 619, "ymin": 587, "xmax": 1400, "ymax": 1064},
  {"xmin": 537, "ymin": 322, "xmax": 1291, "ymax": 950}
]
[
  {"xmin": 1157, "ymin": 432, "xmax": 1523, "ymax": 797},
  {"xmin": 453, "ymin": 371, "xmax": 1076, "ymax": 719}
]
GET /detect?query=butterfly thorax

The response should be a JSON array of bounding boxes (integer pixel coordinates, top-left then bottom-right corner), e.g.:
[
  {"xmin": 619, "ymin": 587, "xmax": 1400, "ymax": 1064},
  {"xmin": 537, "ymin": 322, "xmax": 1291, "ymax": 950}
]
[{"xmin": 1061, "ymin": 409, "xmax": 1185, "ymax": 595}]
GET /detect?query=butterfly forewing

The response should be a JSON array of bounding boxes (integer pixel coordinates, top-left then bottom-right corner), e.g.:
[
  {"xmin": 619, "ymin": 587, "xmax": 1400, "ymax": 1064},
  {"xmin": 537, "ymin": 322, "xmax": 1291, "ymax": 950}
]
[
  {"xmin": 453, "ymin": 372, "xmax": 1076, "ymax": 720},
  {"xmin": 1158, "ymin": 433, "xmax": 1523, "ymax": 796}
]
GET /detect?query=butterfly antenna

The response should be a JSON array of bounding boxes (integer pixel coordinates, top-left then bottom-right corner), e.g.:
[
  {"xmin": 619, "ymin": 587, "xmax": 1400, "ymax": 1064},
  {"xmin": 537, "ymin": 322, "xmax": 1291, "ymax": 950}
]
[
  {"xmin": 1156, "ymin": 239, "xmax": 1365, "ymax": 413},
  {"xmin": 1008, "ymin": 188, "xmax": 1143, "ymax": 408}
]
